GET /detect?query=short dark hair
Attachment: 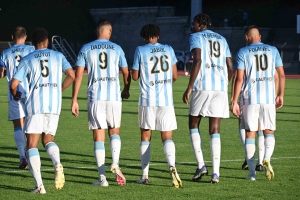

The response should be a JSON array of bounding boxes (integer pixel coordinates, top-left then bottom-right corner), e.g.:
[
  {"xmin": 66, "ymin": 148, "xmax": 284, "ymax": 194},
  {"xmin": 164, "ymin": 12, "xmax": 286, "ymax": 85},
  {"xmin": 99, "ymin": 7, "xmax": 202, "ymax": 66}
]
[
  {"xmin": 96, "ymin": 19, "xmax": 112, "ymax": 34},
  {"xmin": 244, "ymin": 25, "xmax": 259, "ymax": 35},
  {"xmin": 194, "ymin": 13, "xmax": 212, "ymax": 29},
  {"xmin": 140, "ymin": 24, "xmax": 160, "ymax": 39},
  {"xmin": 31, "ymin": 28, "xmax": 48, "ymax": 46},
  {"xmin": 12, "ymin": 26, "xmax": 26, "ymax": 40}
]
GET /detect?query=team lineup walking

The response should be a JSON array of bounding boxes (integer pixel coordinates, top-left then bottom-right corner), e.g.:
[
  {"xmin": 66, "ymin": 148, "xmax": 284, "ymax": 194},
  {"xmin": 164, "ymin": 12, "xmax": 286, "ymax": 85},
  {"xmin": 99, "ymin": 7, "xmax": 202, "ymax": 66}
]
[{"xmin": 0, "ymin": 13, "xmax": 286, "ymax": 194}]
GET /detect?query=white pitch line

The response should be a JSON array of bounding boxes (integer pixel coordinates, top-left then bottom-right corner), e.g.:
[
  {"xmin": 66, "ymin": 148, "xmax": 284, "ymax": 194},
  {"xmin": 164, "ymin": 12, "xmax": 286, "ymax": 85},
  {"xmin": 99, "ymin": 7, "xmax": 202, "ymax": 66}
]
[{"xmin": 1, "ymin": 156, "xmax": 299, "ymax": 174}]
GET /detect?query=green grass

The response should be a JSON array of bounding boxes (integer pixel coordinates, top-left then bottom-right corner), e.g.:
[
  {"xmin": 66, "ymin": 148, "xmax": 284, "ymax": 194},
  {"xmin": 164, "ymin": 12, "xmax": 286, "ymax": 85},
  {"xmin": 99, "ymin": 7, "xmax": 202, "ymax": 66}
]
[{"xmin": 0, "ymin": 76, "xmax": 299, "ymax": 200}]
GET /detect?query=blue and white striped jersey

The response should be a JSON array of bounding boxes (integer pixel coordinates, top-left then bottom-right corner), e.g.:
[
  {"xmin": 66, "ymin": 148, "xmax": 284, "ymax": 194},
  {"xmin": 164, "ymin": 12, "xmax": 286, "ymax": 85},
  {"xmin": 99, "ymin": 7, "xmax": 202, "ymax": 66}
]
[
  {"xmin": 132, "ymin": 43, "xmax": 177, "ymax": 107},
  {"xmin": 235, "ymin": 42, "xmax": 283, "ymax": 105},
  {"xmin": 76, "ymin": 39, "xmax": 128, "ymax": 102},
  {"xmin": 0, "ymin": 44, "xmax": 35, "ymax": 100},
  {"xmin": 13, "ymin": 48, "xmax": 72, "ymax": 116},
  {"xmin": 190, "ymin": 30, "xmax": 231, "ymax": 92}
]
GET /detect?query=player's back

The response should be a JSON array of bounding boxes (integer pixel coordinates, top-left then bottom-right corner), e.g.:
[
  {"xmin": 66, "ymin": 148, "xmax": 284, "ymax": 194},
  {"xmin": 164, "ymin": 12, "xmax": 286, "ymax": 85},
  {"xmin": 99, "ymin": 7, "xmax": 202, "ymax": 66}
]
[
  {"xmin": 237, "ymin": 43, "xmax": 281, "ymax": 105},
  {"xmin": 77, "ymin": 39, "xmax": 127, "ymax": 102},
  {"xmin": 190, "ymin": 30, "xmax": 231, "ymax": 92},
  {"xmin": 0, "ymin": 44, "xmax": 34, "ymax": 100},
  {"xmin": 16, "ymin": 48, "xmax": 71, "ymax": 116},
  {"xmin": 133, "ymin": 43, "xmax": 176, "ymax": 107}
]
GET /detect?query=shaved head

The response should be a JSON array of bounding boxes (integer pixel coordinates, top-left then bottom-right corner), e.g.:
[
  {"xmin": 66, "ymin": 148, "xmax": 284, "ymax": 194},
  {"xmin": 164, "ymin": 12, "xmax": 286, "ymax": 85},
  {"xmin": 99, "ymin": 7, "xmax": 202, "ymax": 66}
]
[{"xmin": 244, "ymin": 25, "xmax": 261, "ymax": 45}]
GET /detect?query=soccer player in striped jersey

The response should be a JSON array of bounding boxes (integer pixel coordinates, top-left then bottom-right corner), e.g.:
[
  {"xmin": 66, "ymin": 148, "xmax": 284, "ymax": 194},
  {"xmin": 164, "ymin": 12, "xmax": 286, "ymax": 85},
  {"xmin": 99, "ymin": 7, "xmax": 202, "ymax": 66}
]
[
  {"xmin": 0, "ymin": 27, "xmax": 34, "ymax": 169},
  {"xmin": 182, "ymin": 13, "xmax": 233, "ymax": 184},
  {"xmin": 132, "ymin": 24, "xmax": 182, "ymax": 188},
  {"xmin": 71, "ymin": 19, "xmax": 131, "ymax": 187},
  {"xmin": 10, "ymin": 28, "xmax": 75, "ymax": 194},
  {"xmin": 231, "ymin": 25, "xmax": 285, "ymax": 181}
]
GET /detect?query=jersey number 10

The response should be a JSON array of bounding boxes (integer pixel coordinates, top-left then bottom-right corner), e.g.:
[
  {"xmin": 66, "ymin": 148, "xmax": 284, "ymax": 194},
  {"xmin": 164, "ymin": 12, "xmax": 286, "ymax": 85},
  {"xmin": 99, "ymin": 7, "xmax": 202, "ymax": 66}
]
[{"xmin": 254, "ymin": 54, "xmax": 268, "ymax": 71}]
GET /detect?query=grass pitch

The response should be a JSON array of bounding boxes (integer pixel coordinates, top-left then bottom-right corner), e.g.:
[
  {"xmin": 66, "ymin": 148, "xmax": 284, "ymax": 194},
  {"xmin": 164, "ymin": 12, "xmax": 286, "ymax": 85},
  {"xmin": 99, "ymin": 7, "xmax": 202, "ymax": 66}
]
[{"xmin": 0, "ymin": 76, "xmax": 299, "ymax": 200}]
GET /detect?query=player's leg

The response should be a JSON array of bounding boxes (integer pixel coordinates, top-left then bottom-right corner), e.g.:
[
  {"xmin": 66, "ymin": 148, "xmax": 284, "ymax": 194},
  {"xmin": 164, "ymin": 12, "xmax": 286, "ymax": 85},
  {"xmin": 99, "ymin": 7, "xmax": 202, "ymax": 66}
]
[
  {"xmin": 88, "ymin": 101, "xmax": 108, "ymax": 186},
  {"xmin": 209, "ymin": 117, "xmax": 221, "ymax": 184},
  {"xmin": 256, "ymin": 123, "xmax": 264, "ymax": 171},
  {"xmin": 9, "ymin": 100, "xmax": 27, "ymax": 168},
  {"xmin": 189, "ymin": 114, "xmax": 208, "ymax": 181},
  {"xmin": 41, "ymin": 114, "xmax": 65, "ymax": 190},
  {"xmin": 238, "ymin": 118, "xmax": 248, "ymax": 170},
  {"xmin": 106, "ymin": 101, "xmax": 125, "ymax": 186}
]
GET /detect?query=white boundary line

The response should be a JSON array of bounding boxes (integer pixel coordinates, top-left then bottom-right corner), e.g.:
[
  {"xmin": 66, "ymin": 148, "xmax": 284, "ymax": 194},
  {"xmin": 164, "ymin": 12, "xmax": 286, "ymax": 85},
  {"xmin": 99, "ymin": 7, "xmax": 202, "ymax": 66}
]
[{"xmin": 1, "ymin": 156, "xmax": 299, "ymax": 174}]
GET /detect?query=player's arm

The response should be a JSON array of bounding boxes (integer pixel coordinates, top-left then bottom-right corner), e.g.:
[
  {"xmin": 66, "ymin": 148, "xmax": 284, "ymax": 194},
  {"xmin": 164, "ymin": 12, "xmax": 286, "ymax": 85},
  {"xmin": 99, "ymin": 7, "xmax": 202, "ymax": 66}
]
[
  {"xmin": 172, "ymin": 64, "xmax": 178, "ymax": 82},
  {"xmin": 231, "ymin": 69, "xmax": 244, "ymax": 117},
  {"xmin": 182, "ymin": 48, "xmax": 201, "ymax": 104},
  {"xmin": 132, "ymin": 70, "xmax": 139, "ymax": 81},
  {"xmin": 62, "ymin": 68, "xmax": 75, "ymax": 91},
  {"xmin": 10, "ymin": 78, "xmax": 22, "ymax": 100},
  {"xmin": 275, "ymin": 66, "xmax": 285, "ymax": 109},
  {"xmin": 121, "ymin": 66, "xmax": 131, "ymax": 100},
  {"xmin": 71, "ymin": 66, "xmax": 84, "ymax": 117},
  {"xmin": 230, "ymin": 70, "xmax": 236, "ymax": 102},
  {"xmin": 0, "ymin": 67, "xmax": 6, "ymax": 78},
  {"xmin": 226, "ymin": 57, "xmax": 234, "ymax": 82},
  {"xmin": 275, "ymin": 70, "xmax": 279, "ymax": 95}
]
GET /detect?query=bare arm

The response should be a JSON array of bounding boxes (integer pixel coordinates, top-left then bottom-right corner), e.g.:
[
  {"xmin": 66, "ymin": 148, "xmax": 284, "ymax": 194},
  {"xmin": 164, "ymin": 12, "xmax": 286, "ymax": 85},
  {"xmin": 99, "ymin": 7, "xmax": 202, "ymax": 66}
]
[
  {"xmin": 0, "ymin": 67, "xmax": 6, "ymax": 78},
  {"xmin": 275, "ymin": 66, "xmax": 285, "ymax": 109},
  {"xmin": 132, "ymin": 69, "xmax": 139, "ymax": 81},
  {"xmin": 231, "ymin": 69, "xmax": 244, "ymax": 117},
  {"xmin": 182, "ymin": 48, "xmax": 201, "ymax": 104},
  {"xmin": 62, "ymin": 68, "xmax": 75, "ymax": 91},
  {"xmin": 274, "ymin": 70, "xmax": 279, "ymax": 95},
  {"xmin": 71, "ymin": 66, "xmax": 84, "ymax": 117},
  {"xmin": 172, "ymin": 64, "xmax": 177, "ymax": 82},
  {"xmin": 226, "ymin": 57, "xmax": 234, "ymax": 82},
  {"xmin": 120, "ymin": 67, "xmax": 131, "ymax": 100},
  {"xmin": 10, "ymin": 78, "xmax": 22, "ymax": 100}
]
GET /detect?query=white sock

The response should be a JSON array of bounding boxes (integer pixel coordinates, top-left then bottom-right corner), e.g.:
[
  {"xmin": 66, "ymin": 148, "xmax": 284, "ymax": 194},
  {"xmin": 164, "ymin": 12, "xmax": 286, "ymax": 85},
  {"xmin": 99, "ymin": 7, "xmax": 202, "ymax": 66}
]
[
  {"xmin": 140, "ymin": 141, "xmax": 150, "ymax": 178},
  {"xmin": 239, "ymin": 128, "xmax": 246, "ymax": 157},
  {"xmin": 210, "ymin": 133, "xmax": 221, "ymax": 176},
  {"xmin": 45, "ymin": 142, "xmax": 60, "ymax": 166},
  {"xmin": 28, "ymin": 148, "xmax": 43, "ymax": 187},
  {"xmin": 163, "ymin": 140, "xmax": 175, "ymax": 167},
  {"xmin": 264, "ymin": 134, "xmax": 275, "ymax": 161},
  {"xmin": 245, "ymin": 138, "xmax": 256, "ymax": 177},
  {"xmin": 190, "ymin": 128, "xmax": 205, "ymax": 168},
  {"xmin": 110, "ymin": 134, "xmax": 121, "ymax": 166},
  {"xmin": 257, "ymin": 131, "xmax": 264, "ymax": 165},
  {"xmin": 14, "ymin": 127, "xmax": 26, "ymax": 158},
  {"xmin": 94, "ymin": 142, "xmax": 105, "ymax": 176}
]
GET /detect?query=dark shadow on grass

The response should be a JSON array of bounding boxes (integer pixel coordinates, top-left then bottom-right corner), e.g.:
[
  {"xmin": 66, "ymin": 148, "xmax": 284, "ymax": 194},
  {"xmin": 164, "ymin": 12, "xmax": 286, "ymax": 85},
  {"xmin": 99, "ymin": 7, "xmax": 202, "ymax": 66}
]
[
  {"xmin": 62, "ymin": 96, "xmax": 86, "ymax": 100},
  {"xmin": 0, "ymin": 185, "xmax": 30, "ymax": 192}
]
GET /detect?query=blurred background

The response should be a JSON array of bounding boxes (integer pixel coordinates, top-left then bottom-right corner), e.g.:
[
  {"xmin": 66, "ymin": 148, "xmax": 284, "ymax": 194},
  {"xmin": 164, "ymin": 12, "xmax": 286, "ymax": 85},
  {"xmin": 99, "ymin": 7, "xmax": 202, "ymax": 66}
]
[{"xmin": 0, "ymin": 0, "xmax": 299, "ymax": 73}]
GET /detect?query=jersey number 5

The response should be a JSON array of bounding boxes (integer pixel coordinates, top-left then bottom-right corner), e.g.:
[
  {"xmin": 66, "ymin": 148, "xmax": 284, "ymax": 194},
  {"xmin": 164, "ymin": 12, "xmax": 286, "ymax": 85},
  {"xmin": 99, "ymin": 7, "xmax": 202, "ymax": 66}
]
[
  {"xmin": 150, "ymin": 55, "xmax": 169, "ymax": 74},
  {"xmin": 40, "ymin": 60, "xmax": 49, "ymax": 77}
]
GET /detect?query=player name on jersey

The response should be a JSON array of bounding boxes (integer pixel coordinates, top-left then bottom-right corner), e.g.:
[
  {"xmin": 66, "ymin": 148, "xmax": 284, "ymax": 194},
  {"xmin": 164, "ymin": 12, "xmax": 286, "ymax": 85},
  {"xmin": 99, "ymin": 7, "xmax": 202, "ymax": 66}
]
[
  {"xmin": 91, "ymin": 44, "xmax": 115, "ymax": 50},
  {"xmin": 11, "ymin": 48, "xmax": 25, "ymax": 53},
  {"xmin": 150, "ymin": 47, "xmax": 166, "ymax": 53},
  {"xmin": 34, "ymin": 52, "xmax": 50, "ymax": 58},
  {"xmin": 201, "ymin": 33, "xmax": 222, "ymax": 39},
  {"xmin": 248, "ymin": 46, "xmax": 270, "ymax": 52}
]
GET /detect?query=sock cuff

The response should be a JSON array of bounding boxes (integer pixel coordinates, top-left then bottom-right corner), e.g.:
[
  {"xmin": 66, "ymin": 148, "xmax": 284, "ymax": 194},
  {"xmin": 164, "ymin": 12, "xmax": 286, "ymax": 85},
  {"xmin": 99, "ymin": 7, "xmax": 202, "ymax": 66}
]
[
  {"xmin": 265, "ymin": 134, "xmax": 275, "ymax": 138},
  {"xmin": 28, "ymin": 148, "xmax": 39, "ymax": 157},
  {"xmin": 110, "ymin": 134, "xmax": 120, "ymax": 141},
  {"xmin": 141, "ymin": 141, "xmax": 150, "ymax": 146},
  {"xmin": 257, "ymin": 131, "xmax": 264, "ymax": 136},
  {"xmin": 246, "ymin": 138, "xmax": 255, "ymax": 144},
  {"xmin": 14, "ymin": 127, "xmax": 22, "ymax": 131},
  {"xmin": 95, "ymin": 141, "xmax": 105, "ymax": 150},
  {"xmin": 45, "ymin": 142, "xmax": 57, "ymax": 151},
  {"xmin": 210, "ymin": 133, "xmax": 220, "ymax": 139},
  {"xmin": 163, "ymin": 139, "xmax": 174, "ymax": 145},
  {"xmin": 190, "ymin": 128, "xmax": 199, "ymax": 134}
]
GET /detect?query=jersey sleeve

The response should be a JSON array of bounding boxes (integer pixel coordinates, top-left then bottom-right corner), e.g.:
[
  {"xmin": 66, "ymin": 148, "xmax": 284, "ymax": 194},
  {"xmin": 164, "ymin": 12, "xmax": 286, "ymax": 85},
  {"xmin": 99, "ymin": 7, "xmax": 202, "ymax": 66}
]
[
  {"xmin": 169, "ymin": 47, "xmax": 177, "ymax": 65},
  {"xmin": 75, "ymin": 47, "xmax": 86, "ymax": 67},
  {"xmin": 118, "ymin": 47, "xmax": 128, "ymax": 68},
  {"xmin": 61, "ymin": 54, "xmax": 72, "ymax": 72},
  {"xmin": 235, "ymin": 49, "xmax": 245, "ymax": 70},
  {"xmin": 274, "ymin": 47, "xmax": 283, "ymax": 67},
  {"xmin": 189, "ymin": 33, "xmax": 201, "ymax": 51},
  {"xmin": 132, "ymin": 47, "xmax": 141, "ymax": 70},
  {"xmin": 0, "ymin": 53, "xmax": 6, "ymax": 68},
  {"xmin": 13, "ymin": 60, "xmax": 28, "ymax": 83}
]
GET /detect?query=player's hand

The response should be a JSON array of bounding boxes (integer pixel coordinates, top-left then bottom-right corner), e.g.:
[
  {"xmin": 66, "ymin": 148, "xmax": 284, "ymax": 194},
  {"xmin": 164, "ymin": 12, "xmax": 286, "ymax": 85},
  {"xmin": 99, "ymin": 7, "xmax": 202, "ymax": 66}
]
[
  {"xmin": 231, "ymin": 102, "xmax": 240, "ymax": 117},
  {"xmin": 275, "ymin": 95, "xmax": 284, "ymax": 109},
  {"xmin": 182, "ymin": 88, "xmax": 192, "ymax": 104},
  {"xmin": 71, "ymin": 101, "xmax": 79, "ymax": 117},
  {"xmin": 13, "ymin": 91, "xmax": 22, "ymax": 101},
  {"xmin": 121, "ymin": 90, "xmax": 130, "ymax": 100}
]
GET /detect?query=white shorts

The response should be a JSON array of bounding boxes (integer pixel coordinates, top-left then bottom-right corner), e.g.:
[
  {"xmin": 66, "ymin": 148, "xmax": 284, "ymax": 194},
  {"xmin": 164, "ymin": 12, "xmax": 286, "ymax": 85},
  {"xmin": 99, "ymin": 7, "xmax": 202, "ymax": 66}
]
[
  {"xmin": 24, "ymin": 114, "xmax": 60, "ymax": 135},
  {"xmin": 138, "ymin": 106, "xmax": 177, "ymax": 131},
  {"xmin": 88, "ymin": 101, "xmax": 122, "ymax": 130},
  {"xmin": 241, "ymin": 104, "xmax": 276, "ymax": 131},
  {"xmin": 8, "ymin": 99, "xmax": 26, "ymax": 121},
  {"xmin": 189, "ymin": 90, "xmax": 229, "ymax": 118}
]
